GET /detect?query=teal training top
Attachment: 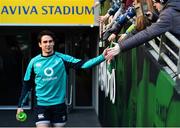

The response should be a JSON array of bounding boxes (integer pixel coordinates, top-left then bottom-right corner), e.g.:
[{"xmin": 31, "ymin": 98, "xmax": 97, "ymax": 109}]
[{"xmin": 18, "ymin": 52, "xmax": 105, "ymax": 107}]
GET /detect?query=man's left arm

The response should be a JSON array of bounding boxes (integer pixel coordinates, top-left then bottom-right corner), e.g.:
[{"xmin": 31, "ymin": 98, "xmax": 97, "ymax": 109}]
[{"xmin": 61, "ymin": 49, "xmax": 109, "ymax": 69}]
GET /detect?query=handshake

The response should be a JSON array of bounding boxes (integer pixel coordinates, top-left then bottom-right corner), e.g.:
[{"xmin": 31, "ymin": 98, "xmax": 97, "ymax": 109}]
[{"xmin": 102, "ymin": 42, "xmax": 121, "ymax": 62}]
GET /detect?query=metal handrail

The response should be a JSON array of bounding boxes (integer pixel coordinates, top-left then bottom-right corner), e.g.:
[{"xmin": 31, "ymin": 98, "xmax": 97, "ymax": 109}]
[
  {"xmin": 165, "ymin": 32, "xmax": 180, "ymax": 48},
  {"xmin": 66, "ymin": 85, "xmax": 72, "ymax": 106},
  {"xmin": 164, "ymin": 32, "xmax": 180, "ymax": 75},
  {"xmin": 157, "ymin": 37, "xmax": 179, "ymax": 59},
  {"xmin": 148, "ymin": 32, "xmax": 180, "ymax": 93},
  {"xmin": 148, "ymin": 40, "xmax": 177, "ymax": 73}
]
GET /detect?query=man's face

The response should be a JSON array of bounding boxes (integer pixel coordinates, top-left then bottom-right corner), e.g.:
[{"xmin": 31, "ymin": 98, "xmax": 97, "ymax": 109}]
[
  {"xmin": 39, "ymin": 35, "xmax": 54, "ymax": 55},
  {"xmin": 153, "ymin": 1, "xmax": 163, "ymax": 12}
]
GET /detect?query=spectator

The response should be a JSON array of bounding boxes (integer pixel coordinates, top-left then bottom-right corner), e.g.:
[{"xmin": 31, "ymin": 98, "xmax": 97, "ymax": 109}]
[{"xmin": 107, "ymin": 0, "xmax": 180, "ymax": 58}]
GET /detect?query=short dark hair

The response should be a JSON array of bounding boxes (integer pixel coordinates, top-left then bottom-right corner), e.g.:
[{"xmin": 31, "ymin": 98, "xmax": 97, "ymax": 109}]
[{"xmin": 37, "ymin": 30, "xmax": 56, "ymax": 43}]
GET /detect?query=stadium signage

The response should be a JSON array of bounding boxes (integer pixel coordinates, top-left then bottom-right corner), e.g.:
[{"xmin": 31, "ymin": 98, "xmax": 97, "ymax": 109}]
[{"xmin": 0, "ymin": 0, "xmax": 95, "ymax": 25}]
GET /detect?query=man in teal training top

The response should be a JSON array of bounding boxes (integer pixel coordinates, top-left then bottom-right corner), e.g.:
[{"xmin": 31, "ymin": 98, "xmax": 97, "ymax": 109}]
[{"xmin": 16, "ymin": 30, "xmax": 111, "ymax": 127}]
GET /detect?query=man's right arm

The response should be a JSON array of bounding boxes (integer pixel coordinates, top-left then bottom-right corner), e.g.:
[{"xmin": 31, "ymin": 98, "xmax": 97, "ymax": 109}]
[
  {"xmin": 17, "ymin": 59, "xmax": 34, "ymax": 115},
  {"xmin": 18, "ymin": 81, "xmax": 32, "ymax": 108}
]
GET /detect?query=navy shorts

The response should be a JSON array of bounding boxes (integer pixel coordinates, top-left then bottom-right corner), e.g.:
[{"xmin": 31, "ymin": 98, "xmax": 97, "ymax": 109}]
[{"xmin": 35, "ymin": 103, "xmax": 67, "ymax": 125}]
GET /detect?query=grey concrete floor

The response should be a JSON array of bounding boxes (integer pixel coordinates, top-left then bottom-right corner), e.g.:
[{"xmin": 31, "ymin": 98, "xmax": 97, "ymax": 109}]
[{"xmin": 0, "ymin": 109, "xmax": 101, "ymax": 127}]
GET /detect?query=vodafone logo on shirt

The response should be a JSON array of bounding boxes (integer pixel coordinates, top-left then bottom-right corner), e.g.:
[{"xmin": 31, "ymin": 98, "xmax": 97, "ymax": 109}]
[
  {"xmin": 44, "ymin": 67, "xmax": 54, "ymax": 77},
  {"xmin": 42, "ymin": 67, "xmax": 57, "ymax": 81}
]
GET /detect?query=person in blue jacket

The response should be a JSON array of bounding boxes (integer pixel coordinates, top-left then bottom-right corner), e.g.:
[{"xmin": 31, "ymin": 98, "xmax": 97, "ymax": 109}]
[
  {"xmin": 107, "ymin": 0, "xmax": 180, "ymax": 58},
  {"xmin": 16, "ymin": 30, "xmax": 110, "ymax": 127},
  {"xmin": 95, "ymin": 0, "xmax": 122, "ymax": 22}
]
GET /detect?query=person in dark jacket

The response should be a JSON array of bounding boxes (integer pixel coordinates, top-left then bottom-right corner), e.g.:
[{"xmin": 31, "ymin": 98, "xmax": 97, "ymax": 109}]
[{"xmin": 107, "ymin": 0, "xmax": 180, "ymax": 57}]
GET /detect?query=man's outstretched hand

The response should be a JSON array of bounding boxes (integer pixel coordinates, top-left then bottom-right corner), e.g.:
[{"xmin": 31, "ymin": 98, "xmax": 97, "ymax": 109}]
[
  {"xmin": 107, "ymin": 42, "xmax": 121, "ymax": 62},
  {"xmin": 102, "ymin": 42, "xmax": 121, "ymax": 62}
]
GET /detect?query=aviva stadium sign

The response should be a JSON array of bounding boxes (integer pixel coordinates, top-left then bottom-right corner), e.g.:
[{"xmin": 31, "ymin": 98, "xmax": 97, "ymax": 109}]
[{"xmin": 0, "ymin": 0, "xmax": 96, "ymax": 26}]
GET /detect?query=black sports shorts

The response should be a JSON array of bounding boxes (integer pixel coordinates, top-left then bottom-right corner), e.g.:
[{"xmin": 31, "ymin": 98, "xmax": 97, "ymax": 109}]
[{"xmin": 35, "ymin": 103, "xmax": 67, "ymax": 125}]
